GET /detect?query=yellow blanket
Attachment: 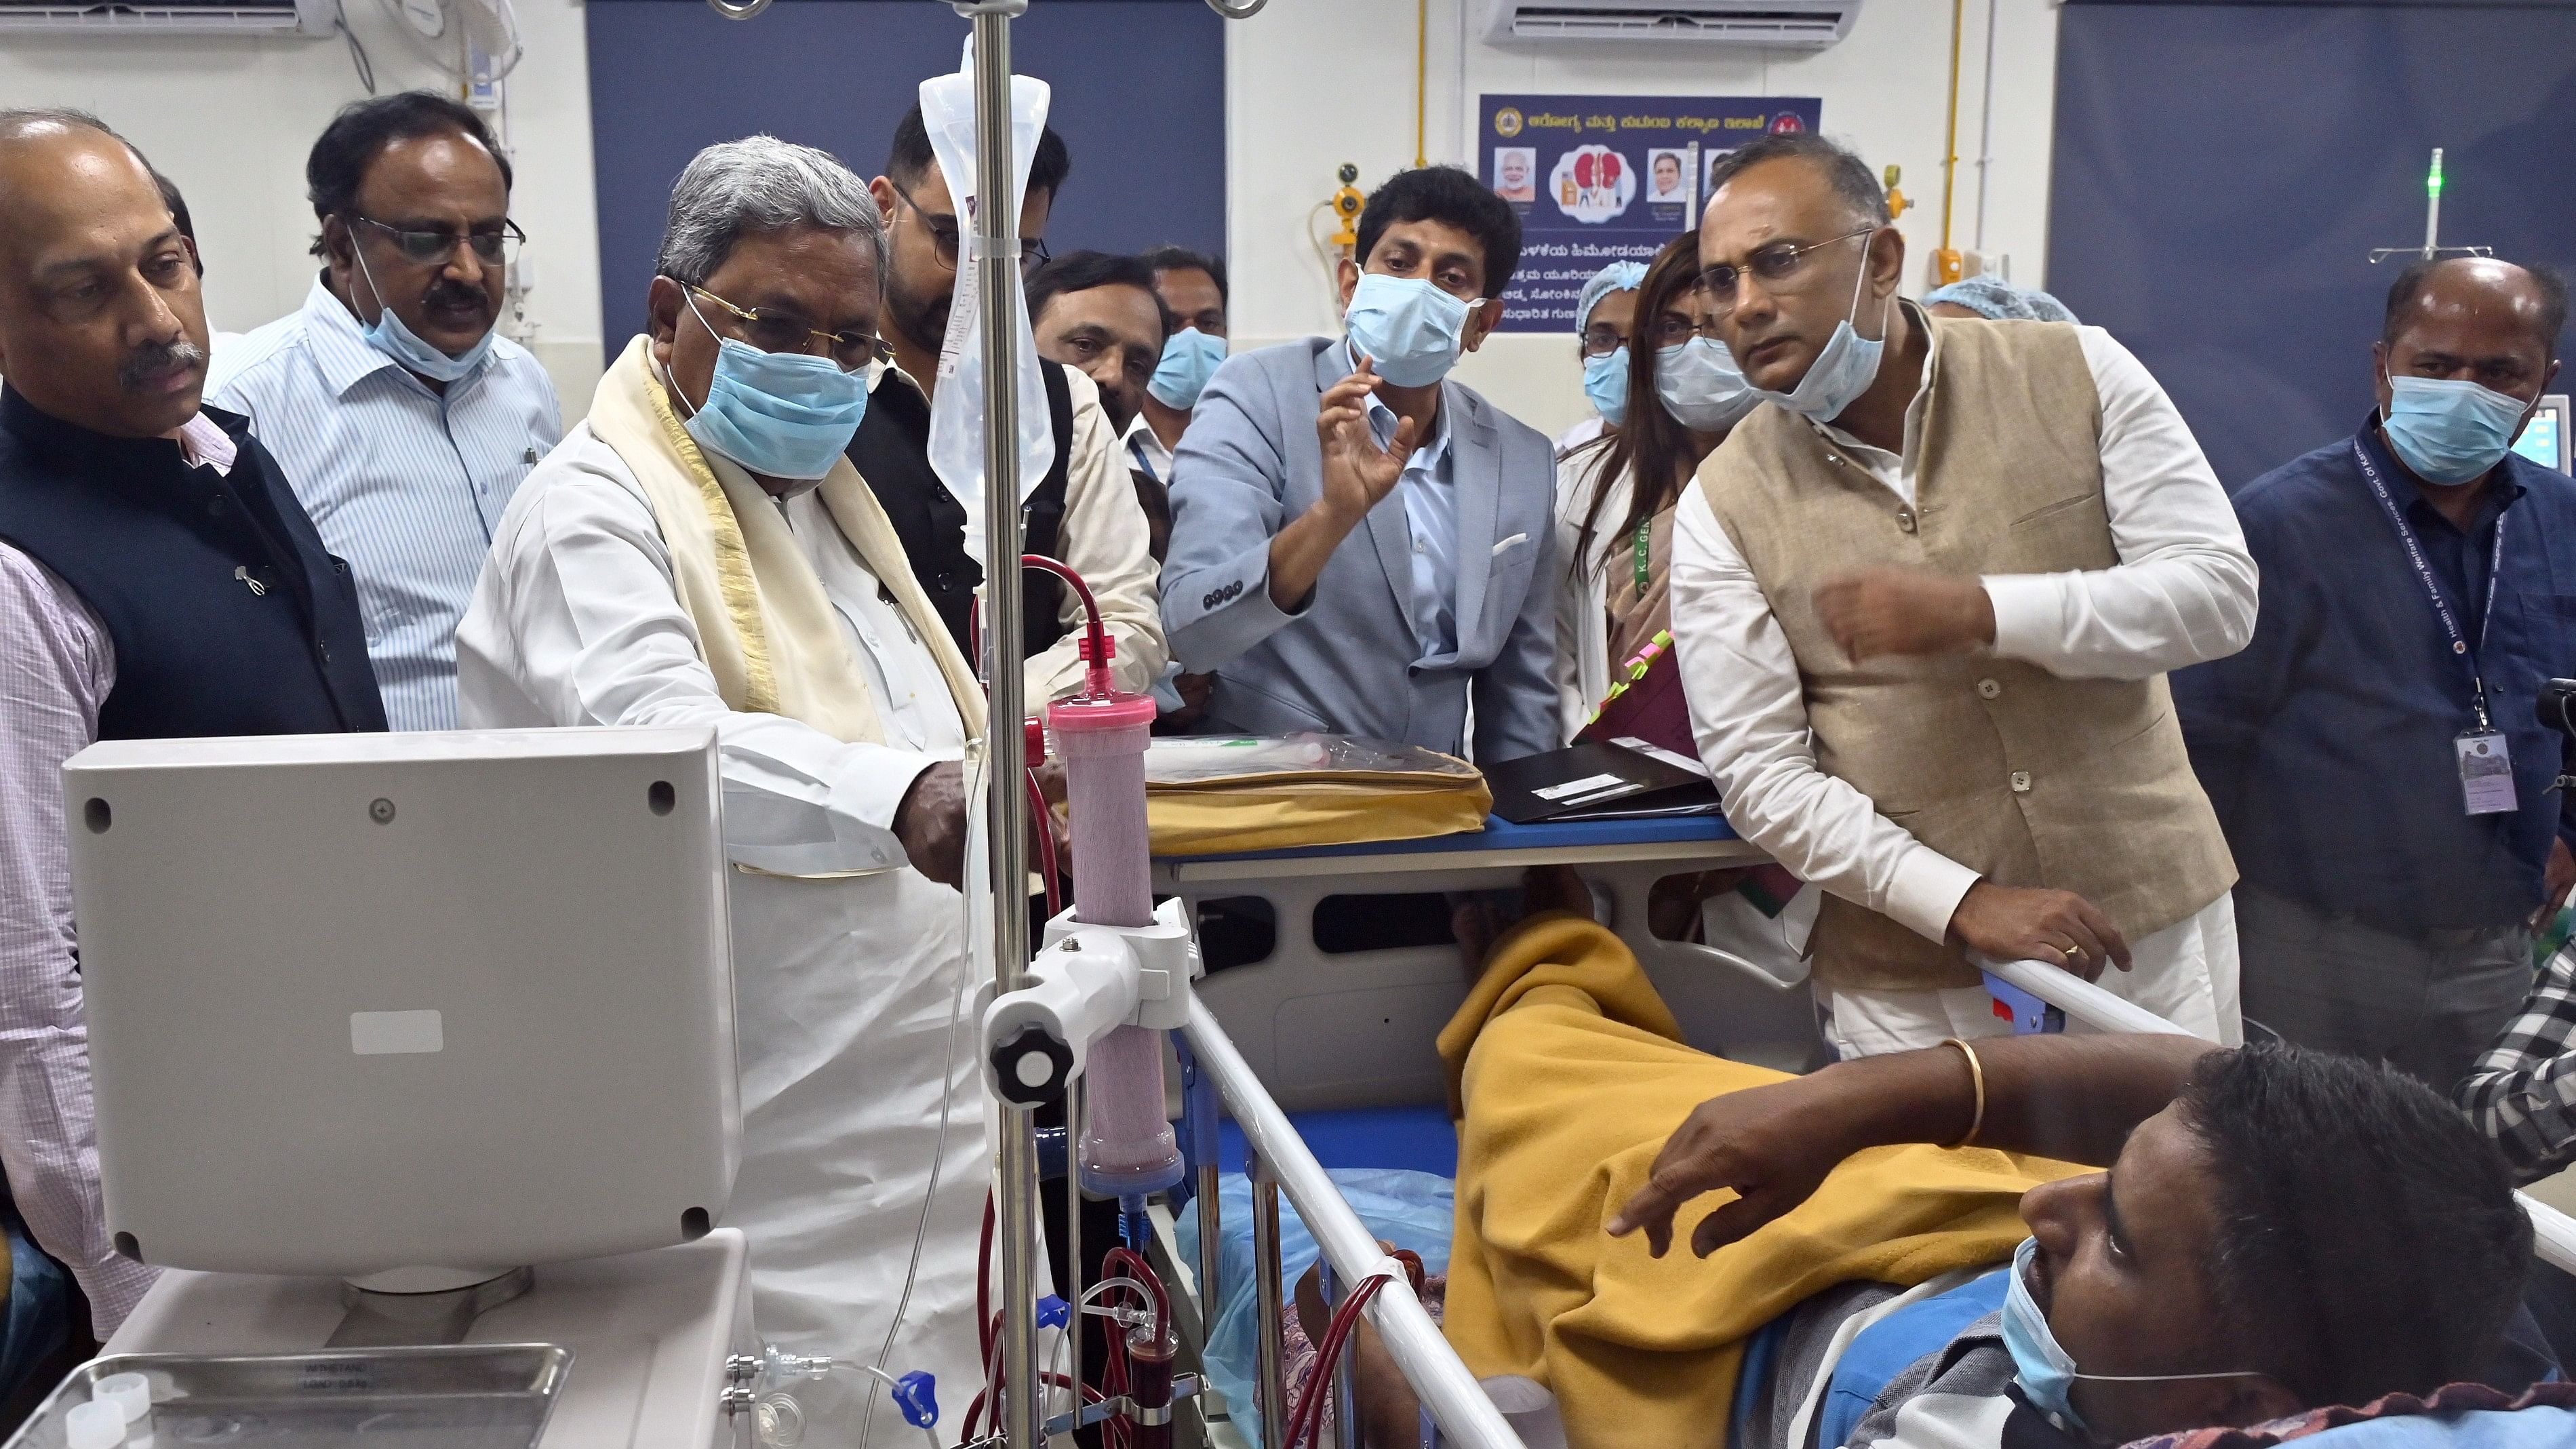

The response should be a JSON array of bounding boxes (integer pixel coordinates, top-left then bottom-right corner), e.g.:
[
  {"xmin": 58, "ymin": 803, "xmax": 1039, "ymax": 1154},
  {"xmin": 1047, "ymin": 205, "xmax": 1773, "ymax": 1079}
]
[{"xmin": 1436, "ymin": 914, "xmax": 2084, "ymax": 1448}]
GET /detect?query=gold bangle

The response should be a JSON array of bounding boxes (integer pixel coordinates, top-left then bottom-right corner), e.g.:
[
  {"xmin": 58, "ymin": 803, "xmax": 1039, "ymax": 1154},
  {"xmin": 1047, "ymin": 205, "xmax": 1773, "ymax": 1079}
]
[{"xmin": 1940, "ymin": 1037, "xmax": 1987, "ymax": 1149}]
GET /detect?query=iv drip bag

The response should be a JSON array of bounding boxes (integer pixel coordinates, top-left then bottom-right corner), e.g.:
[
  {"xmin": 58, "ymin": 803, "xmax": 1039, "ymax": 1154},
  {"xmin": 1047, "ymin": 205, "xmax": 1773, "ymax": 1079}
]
[{"xmin": 919, "ymin": 45, "xmax": 1056, "ymax": 571}]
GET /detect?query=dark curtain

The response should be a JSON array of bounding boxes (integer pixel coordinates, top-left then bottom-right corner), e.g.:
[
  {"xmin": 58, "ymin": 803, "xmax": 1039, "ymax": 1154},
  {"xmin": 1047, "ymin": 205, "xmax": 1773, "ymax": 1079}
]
[
  {"xmin": 584, "ymin": 0, "xmax": 1227, "ymax": 363},
  {"xmin": 2048, "ymin": 1, "xmax": 2576, "ymax": 488}
]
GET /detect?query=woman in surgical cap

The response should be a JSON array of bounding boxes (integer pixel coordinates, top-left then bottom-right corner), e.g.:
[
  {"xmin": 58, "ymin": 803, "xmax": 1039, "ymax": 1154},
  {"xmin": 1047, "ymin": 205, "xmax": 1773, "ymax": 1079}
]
[
  {"xmin": 1557, "ymin": 259, "xmax": 1646, "ymax": 457},
  {"xmin": 1552, "ymin": 234, "xmax": 1760, "ymax": 741},
  {"xmin": 1922, "ymin": 274, "xmax": 2079, "ymax": 322}
]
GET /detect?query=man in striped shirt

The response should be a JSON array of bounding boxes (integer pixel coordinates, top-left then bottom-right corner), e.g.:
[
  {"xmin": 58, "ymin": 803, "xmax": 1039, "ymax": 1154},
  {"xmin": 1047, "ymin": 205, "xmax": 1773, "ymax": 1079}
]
[{"xmin": 211, "ymin": 91, "xmax": 559, "ymax": 730}]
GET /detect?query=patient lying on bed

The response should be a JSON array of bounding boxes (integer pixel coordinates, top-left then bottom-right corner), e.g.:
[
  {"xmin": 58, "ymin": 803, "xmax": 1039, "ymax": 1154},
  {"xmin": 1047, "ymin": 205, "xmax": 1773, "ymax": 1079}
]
[{"xmin": 1327, "ymin": 872, "xmax": 2548, "ymax": 1449}]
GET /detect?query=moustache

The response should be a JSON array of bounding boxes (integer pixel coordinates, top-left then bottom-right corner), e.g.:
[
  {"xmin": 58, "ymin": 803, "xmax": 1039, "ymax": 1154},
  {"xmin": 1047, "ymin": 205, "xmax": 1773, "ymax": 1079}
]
[
  {"xmin": 422, "ymin": 282, "xmax": 494, "ymax": 314},
  {"xmin": 118, "ymin": 337, "xmax": 207, "ymax": 393}
]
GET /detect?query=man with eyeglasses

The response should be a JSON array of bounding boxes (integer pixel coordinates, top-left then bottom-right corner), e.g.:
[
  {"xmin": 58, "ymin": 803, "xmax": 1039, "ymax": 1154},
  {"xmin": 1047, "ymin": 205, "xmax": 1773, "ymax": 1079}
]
[
  {"xmin": 210, "ymin": 91, "xmax": 560, "ymax": 731},
  {"xmin": 458, "ymin": 137, "xmax": 1013, "ymax": 1431},
  {"xmin": 0, "ymin": 109, "xmax": 384, "ymax": 1338},
  {"xmin": 1669, "ymin": 133, "xmax": 2258, "ymax": 1056},
  {"xmin": 854, "ymin": 104, "xmax": 1166, "ymax": 706}
]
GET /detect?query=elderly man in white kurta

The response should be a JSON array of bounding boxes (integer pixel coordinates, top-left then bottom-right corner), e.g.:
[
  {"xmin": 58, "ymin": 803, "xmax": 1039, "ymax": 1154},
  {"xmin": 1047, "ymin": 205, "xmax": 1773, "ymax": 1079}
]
[{"xmin": 457, "ymin": 137, "xmax": 988, "ymax": 1437}]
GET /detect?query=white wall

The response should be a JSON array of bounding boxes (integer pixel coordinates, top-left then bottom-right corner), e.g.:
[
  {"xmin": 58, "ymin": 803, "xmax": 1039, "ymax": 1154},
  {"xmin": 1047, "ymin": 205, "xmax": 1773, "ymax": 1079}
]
[
  {"xmin": 0, "ymin": 0, "xmax": 2063, "ymax": 438},
  {"xmin": 1221, "ymin": 0, "xmax": 2064, "ymax": 438},
  {"xmin": 0, "ymin": 0, "xmax": 606, "ymax": 416}
]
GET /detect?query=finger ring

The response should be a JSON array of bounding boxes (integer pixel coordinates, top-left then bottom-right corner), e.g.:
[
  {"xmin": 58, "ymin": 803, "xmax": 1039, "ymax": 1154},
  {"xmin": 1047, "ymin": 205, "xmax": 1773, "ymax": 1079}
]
[{"xmin": 2060, "ymin": 944, "xmax": 2082, "ymax": 961}]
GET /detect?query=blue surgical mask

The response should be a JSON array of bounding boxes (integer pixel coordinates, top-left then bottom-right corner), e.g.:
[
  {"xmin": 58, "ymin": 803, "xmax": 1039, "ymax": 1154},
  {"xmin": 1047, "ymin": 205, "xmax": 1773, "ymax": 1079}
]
[
  {"xmin": 2382, "ymin": 374, "xmax": 2533, "ymax": 487},
  {"xmin": 1751, "ymin": 235, "xmax": 1887, "ymax": 424},
  {"xmin": 2000, "ymin": 1238, "xmax": 2266, "ymax": 1440},
  {"xmin": 1656, "ymin": 337, "xmax": 1761, "ymax": 433},
  {"xmin": 674, "ymin": 292, "xmax": 871, "ymax": 481},
  {"xmin": 1148, "ymin": 327, "xmax": 1227, "ymax": 411},
  {"xmin": 1343, "ymin": 273, "xmax": 1480, "ymax": 387},
  {"xmin": 1583, "ymin": 346, "xmax": 1630, "ymax": 426},
  {"xmin": 352, "ymin": 245, "xmax": 496, "ymax": 384}
]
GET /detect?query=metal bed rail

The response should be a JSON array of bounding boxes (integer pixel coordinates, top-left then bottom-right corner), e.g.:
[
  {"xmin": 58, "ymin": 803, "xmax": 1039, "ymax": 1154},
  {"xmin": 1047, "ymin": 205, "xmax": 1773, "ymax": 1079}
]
[
  {"xmin": 1178, "ymin": 997, "xmax": 1528, "ymax": 1449},
  {"xmin": 1985, "ymin": 955, "xmax": 2576, "ymax": 1275}
]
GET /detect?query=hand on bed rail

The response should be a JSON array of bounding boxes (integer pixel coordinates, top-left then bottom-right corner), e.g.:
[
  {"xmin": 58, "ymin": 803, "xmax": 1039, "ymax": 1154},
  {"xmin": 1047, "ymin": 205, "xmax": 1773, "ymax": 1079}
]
[{"xmin": 1945, "ymin": 881, "xmax": 2132, "ymax": 980}]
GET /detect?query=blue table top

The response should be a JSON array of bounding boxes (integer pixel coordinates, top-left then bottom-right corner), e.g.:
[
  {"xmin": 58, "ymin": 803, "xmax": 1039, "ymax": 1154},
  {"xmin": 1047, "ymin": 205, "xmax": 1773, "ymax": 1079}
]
[{"xmin": 1154, "ymin": 811, "xmax": 1740, "ymax": 865}]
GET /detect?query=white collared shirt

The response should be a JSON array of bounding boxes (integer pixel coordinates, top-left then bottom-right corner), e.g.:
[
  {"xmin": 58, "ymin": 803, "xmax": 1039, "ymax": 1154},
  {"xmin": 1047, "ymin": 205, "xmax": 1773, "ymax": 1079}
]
[
  {"xmin": 1669, "ymin": 318, "xmax": 2257, "ymax": 944},
  {"xmin": 1123, "ymin": 409, "xmax": 1174, "ymax": 489},
  {"xmin": 210, "ymin": 278, "xmax": 561, "ymax": 731},
  {"xmin": 1334, "ymin": 339, "xmax": 1459, "ymax": 658}
]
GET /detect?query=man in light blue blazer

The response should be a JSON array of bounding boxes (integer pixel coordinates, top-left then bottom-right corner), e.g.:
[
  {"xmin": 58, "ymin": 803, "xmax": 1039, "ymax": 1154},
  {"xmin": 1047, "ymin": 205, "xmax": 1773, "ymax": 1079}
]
[{"xmin": 1160, "ymin": 167, "xmax": 1558, "ymax": 763}]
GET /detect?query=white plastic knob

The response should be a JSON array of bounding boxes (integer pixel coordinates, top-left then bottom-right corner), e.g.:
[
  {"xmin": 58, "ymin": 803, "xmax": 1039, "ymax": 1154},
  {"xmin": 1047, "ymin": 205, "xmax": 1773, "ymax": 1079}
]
[
  {"xmin": 95, "ymin": 1372, "xmax": 151, "ymax": 1422},
  {"xmin": 65, "ymin": 1398, "xmax": 125, "ymax": 1449}
]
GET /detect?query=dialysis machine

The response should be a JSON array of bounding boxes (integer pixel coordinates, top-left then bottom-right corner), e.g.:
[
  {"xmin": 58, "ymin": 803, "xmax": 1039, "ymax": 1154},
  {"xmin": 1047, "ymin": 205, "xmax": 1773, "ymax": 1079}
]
[{"xmin": 22, "ymin": 728, "xmax": 766, "ymax": 1447}]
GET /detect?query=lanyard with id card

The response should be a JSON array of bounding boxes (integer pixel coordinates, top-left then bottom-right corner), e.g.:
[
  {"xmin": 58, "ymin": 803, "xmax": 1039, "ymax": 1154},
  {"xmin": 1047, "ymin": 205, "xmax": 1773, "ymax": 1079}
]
[{"xmin": 2352, "ymin": 437, "xmax": 2516, "ymax": 815}]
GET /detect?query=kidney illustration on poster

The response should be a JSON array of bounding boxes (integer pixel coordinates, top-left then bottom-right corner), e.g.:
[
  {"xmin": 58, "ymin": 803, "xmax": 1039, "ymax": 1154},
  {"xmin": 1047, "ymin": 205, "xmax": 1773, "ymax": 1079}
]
[
  {"xmin": 1551, "ymin": 144, "xmax": 1633, "ymax": 224},
  {"xmin": 1480, "ymin": 94, "xmax": 1822, "ymax": 333}
]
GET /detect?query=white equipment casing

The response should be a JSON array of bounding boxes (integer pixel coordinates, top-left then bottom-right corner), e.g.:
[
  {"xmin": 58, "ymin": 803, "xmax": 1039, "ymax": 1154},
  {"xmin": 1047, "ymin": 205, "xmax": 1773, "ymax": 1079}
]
[
  {"xmin": 1484, "ymin": 0, "xmax": 1859, "ymax": 48},
  {"xmin": 64, "ymin": 728, "xmax": 738, "ymax": 1278},
  {"xmin": 980, "ymin": 897, "xmax": 1197, "ymax": 1098},
  {"xmin": 107, "ymin": 1230, "xmax": 759, "ymax": 1449},
  {"xmin": 0, "ymin": 0, "xmax": 336, "ymax": 33}
]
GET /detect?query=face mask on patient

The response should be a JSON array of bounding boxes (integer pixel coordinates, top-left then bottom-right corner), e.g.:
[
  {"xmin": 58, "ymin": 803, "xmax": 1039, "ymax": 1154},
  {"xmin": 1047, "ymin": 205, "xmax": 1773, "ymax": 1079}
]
[{"xmin": 2001, "ymin": 1237, "xmax": 2265, "ymax": 1439}]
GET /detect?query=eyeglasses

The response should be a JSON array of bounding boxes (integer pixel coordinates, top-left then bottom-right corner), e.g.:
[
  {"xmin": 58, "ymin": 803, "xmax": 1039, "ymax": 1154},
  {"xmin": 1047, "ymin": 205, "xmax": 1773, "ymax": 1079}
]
[
  {"xmin": 1694, "ymin": 225, "xmax": 1877, "ymax": 316},
  {"xmin": 890, "ymin": 180, "xmax": 1052, "ymax": 277},
  {"xmin": 688, "ymin": 285, "xmax": 892, "ymax": 372},
  {"xmin": 353, "ymin": 214, "xmax": 526, "ymax": 266},
  {"xmin": 1580, "ymin": 323, "xmax": 1629, "ymax": 359},
  {"xmin": 1652, "ymin": 309, "xmax": 1726, "ymax": 348}
]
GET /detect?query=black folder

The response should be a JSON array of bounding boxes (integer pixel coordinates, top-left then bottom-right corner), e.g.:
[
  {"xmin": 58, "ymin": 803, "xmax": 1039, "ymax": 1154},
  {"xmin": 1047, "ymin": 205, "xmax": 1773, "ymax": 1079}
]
[{"xmin": 1484, "ymin": 739, "xmax": 1721, "ymax": 825}]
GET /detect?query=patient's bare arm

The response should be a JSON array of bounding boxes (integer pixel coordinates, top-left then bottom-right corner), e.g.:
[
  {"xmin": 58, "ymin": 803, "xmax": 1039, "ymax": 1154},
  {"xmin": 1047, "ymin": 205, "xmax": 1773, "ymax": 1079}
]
[
  {"xmin": 1607, "ymin": 1033, "xmax": 2215, "ymax": 1259},
  {"xmin": 1295, "ymin": 1258, "xmax": 1430, "ymax": 1449}
]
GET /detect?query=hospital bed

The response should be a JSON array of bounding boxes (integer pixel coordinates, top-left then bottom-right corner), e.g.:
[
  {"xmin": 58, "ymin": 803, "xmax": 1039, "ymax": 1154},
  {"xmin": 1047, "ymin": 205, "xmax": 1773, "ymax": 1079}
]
[
  {"xmin": 1153, "ymin": 816, "xmax": 1817, "ymax": 1114},
  {"xmin": 1151, "ymin": 839, "xmax": 2576, "ymax": 1449}
]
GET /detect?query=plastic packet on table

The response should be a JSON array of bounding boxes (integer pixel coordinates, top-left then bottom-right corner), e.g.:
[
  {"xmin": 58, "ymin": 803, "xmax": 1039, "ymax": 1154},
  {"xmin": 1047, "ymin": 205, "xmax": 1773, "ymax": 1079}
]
[{"xmin": 1145, "ymin": 734, "xmax": 1482, "ymax": 789}]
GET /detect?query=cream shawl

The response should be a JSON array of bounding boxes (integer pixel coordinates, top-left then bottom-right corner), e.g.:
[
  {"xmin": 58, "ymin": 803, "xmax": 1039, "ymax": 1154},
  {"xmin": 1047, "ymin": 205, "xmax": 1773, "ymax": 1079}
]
[{"xmin": 587, "ymin": 335, "xmax": 987, "ymax": 744}]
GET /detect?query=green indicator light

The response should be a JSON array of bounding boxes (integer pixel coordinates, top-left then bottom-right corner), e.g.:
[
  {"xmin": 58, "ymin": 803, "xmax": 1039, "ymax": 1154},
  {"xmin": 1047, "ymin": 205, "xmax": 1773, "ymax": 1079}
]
[{"xmin": 2429, "ymin": 154, "xmax": 2446, "ymax": 197}]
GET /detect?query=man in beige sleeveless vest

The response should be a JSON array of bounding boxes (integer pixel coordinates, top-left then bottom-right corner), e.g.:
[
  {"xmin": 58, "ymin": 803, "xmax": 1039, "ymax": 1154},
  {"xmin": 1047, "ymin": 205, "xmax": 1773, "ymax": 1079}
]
[
  {"xmin": 1668, "ymin": 134, "xmax": 2257, "ymax": 1055},
  {"xmin": 457, "ymin": 138, "xmax": 1002, "ymax": 1444}
]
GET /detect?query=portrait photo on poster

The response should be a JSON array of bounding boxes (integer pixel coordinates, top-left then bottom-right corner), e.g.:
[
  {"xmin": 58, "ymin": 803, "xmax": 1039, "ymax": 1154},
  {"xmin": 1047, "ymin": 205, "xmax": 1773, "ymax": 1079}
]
[
  {"xmin": 1479, "ymin": 95, "xmax": 1822, "ymax": 334},
  {"xmin": 1646, "ymin": 148, "xmax": 1692, "ymax": 205}
]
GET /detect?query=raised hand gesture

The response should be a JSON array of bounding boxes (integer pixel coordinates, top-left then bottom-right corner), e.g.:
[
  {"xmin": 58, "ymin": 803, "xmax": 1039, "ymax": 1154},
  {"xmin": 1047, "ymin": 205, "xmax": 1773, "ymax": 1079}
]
[{"xmin": 1314, "ymin": 354, "xmax": 1417, "ymax": 527}]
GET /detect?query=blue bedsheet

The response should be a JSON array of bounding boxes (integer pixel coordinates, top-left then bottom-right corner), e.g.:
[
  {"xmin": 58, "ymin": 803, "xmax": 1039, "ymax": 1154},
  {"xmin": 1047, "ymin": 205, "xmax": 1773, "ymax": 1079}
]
[{"xmin": 1174, "ymin": 1168, "xmax": 1454, "ymax": 1448}]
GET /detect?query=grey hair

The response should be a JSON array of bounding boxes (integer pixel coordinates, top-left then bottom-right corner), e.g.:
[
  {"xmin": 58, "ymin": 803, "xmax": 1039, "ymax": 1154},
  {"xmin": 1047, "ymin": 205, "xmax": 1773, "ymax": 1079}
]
[
  {"xmin": 1704, "ymin": 132, "xmax": 1892, "ymax": 226},
  {"xmin": 653, "ymin": 134, "xmax": 887, "ymax": 287}
]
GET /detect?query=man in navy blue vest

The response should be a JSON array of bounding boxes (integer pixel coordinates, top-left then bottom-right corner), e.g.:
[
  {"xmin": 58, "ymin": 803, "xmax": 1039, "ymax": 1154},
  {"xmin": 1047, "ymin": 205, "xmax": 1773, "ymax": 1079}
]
[{"xmin": 0, "ymin": 109, "xmax": 382, "ymax": 1336}]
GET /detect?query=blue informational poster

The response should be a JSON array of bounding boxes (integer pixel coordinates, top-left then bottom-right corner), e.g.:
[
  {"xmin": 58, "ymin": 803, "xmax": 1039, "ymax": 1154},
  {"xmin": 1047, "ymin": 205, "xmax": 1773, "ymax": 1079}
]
[{"xmin": 1479, "ymin": 94, "xmax": 1823, "ymax": 334}]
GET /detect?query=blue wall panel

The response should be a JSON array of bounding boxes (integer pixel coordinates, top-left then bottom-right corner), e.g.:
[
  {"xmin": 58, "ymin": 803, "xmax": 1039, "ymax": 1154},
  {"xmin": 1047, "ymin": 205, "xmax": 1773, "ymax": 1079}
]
[
  {"xmin": 583, "ymin": 0, "xmax": 1225, "ymax": 362},
  {"xmin": 2047, "ymin": 2, "xmax": 2576, "ymax": 489}
]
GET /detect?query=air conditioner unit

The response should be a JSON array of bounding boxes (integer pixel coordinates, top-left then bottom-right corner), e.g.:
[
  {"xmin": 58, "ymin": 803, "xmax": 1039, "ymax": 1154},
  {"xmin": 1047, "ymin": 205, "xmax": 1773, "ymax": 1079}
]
[
  {"xmin": 1486, "ymin": 0, "xmax": 1862, "ymax": 49},
  {"xmin": 0, "ymin": 0, "xmax": 335, "ymax": 33}
]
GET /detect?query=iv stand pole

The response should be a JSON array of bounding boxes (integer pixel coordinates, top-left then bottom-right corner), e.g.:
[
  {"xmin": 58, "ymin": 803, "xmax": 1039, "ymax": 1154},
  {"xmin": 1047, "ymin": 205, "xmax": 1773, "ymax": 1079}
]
[{"xmin": 955, "ymin": 3, "xmax": 1039, "ymax": 1446}]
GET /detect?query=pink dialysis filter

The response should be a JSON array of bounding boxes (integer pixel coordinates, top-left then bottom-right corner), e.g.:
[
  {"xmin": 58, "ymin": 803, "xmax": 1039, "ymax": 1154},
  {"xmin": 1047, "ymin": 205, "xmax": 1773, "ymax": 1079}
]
[{"xmin": 1048, "ymin": 683, "xmax": 1183, "ymax": 1202}]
